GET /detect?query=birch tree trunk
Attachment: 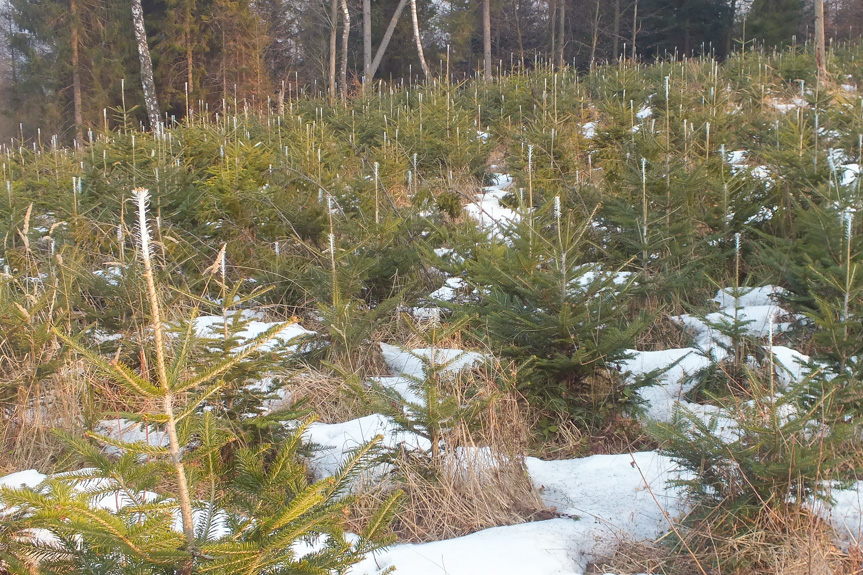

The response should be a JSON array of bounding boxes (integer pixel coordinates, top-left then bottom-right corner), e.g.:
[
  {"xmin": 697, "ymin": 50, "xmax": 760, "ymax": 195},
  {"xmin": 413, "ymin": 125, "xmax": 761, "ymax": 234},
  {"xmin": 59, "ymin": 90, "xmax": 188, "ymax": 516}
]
[
  {"xmin": 328, "ymin": 0, "xmax": 338, "ymax": 103},
  {"xmin": 70, "ymin": 0, "xmax": 83, "ymax": 145},
  {"xmin": 815, "ymin": 0, "xmax": 827, "ymax": 85},
  {"xmin": 340, "ymin": 0, "xmax": 350, "ymax": 99},
  {"xmin": 130, "ymin": 0, "xmax": 161, "ymax": 131},
  {"xmin": 612, "ymin": 0, "xmax": 620, "ymax": 60},
  {"xmin": 483, "ymin": 0, "xmax": 492, "ymax": 78},
  {"xmin": 369, "ymin": 0, "xmax": 409, "ymax": 81},
  {"xmin": 363, "ymin": 0, "xmax": 372, "ymax": 88},
  {"xmin": 410, "ymin": 0, "xmax": 430, "ymax": 79},
  {"xmin": 631, "ymin": 0, "xmax": 638, "ymax": 60}
]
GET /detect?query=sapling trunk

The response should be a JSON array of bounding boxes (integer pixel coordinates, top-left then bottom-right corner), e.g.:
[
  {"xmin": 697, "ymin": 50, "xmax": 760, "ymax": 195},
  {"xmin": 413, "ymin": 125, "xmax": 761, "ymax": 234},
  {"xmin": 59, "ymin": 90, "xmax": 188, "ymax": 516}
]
[
  {"xmin": 844, "ymin": 210, "xmax": 854, "ymax": 348},
  {"xmin": 132, "ymin": 188, "xmax": 197, "ymax": 559},
  {"xmin": 665, "ymin": 75, "xmax": 670, "ymax": 231},
  {"xmin": 555, "ymin": 195, "xmax": 565, "ymax": 301},
  {"xmin": 528, "ymin": 144, "xmax": 534, "ymax": 259},
  {"xmin": 328, "ymin": 194, "xmax": 338, "ymax": 307},
  {"xmin": 641, "ymin": 157, "xmax": 648, "ymax": 278},
  {"xmin": 374, "ymin": 161, "xmax": 380, "ymax": 224},
  {"xmin": 734, "ymin": 232, "xmax": 741, "ymax": 367}
]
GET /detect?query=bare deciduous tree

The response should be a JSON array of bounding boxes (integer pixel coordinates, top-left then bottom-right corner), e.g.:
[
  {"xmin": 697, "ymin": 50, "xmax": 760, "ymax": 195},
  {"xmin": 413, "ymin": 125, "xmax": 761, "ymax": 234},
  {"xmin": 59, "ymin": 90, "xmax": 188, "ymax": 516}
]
[
  {"xmin": 328, "ymin": 0, "xmax": 338, "ymax": 102},
  {"xmin": 483, "ymin": 0, "xmax": 492, "ymax": 78},
  {"xmin": 369, "ymin": 0, "xmax": 409, "ymax": 82},
  {"xmin": 363, "ymin": 0, "xmax": 372, "ymax": 87},
  {"xmin": 340, "ymin": 0, "xmax": 350, "ymax": 98},
  {"xmin": 410, "ymin": 0, "xmax": 430, "ymax": 79},
  {"xmin": 130, "ymin": 0, "xmax": 160, "ymax": 131},
  {"xmin": 815, "ymin": 0, "xmax": 827, "ymax": 84}
]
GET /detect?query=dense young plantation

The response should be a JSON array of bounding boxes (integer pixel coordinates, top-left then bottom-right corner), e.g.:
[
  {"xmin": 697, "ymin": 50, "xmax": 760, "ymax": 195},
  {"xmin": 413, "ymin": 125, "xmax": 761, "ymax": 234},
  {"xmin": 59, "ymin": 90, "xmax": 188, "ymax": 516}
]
[{"xmin": 3, "ymin": 43, "xmax": 863, "ymax": 574}]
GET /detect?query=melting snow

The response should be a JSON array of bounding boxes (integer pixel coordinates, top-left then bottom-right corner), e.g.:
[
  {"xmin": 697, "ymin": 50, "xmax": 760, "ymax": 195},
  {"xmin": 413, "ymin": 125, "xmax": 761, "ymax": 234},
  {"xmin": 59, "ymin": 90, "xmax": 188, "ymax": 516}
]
[
  {"xmin": 192, "ymin": 314, "xmax": 315, "ymax": 354},
  {"xmin": 304, "ymin": 414, "xmax": 430, "ymax": 480},
  {"xmin": 464, "ymin": 174, "xmax": 520, "ymax": 238},
  {"xmin": 379, "ymin": 343, "xmax": 487, "ymax": 379}
]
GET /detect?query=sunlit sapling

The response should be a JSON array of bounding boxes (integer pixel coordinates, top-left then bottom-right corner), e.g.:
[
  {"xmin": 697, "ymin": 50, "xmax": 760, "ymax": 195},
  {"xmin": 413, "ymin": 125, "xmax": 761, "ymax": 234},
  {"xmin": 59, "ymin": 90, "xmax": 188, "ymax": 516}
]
[
  {"xmin": 0, "ymin": 417, "xmax": 399, "ymax": 574},
  {"xmin": 314, "ymin": 195, "xmax": 404, "ymax": 372},
  {"xmin": 652, "ymin": 368, "xmax": 853, "ymax": 572},
  {"xmin": 187, "ymin": 246, "xmax": 312, "ymax": 443},
  {"xmin": 461, "ymin": 197, "xmax": 645, "ymax": 420},
  {"xmin": 371, "ymin": 316, "xmax": 488, "ymax": 462},
  {"xmin": 803, "ymin": 208, "xmax": 863, "ymax": 411},
  {"xmin": 681, "ymin": 237, "xmax": 772, "ymax": 399},
  {"xmin": 50, "ymin": 188, "xmax": 299, "ymax": 568}
]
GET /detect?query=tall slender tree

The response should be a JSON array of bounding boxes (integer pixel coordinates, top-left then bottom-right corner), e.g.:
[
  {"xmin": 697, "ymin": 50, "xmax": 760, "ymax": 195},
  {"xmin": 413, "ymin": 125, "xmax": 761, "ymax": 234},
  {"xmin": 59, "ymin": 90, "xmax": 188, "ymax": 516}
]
[
  {"xmin": 69, "ymin": 0, "xmax": 82, "ymax": 144},
  {"xmin": 340, "ymin": 0, "xmax": 350, "ymax": 98},
  {"xmin": 410, "ymin": 0, "xmax": 430, "ymax": 79},
  {"xmin": 328, "ymin": 0, "xmax": 338, "ymax": 102},
  {"xmin": 483, "ymin": 0, "xmax": 492, "ymax": 78},
  {"xmin": 815, "ymin": 0, "xmax": 827, "ymax": 83},
  {"xmin": 368, "ymin": 0, "xmax": 409, "ymax": 81},
  {"xmin": 363, "ymin": 0, "xmax": 372, "ymax": 87},
  {"xmin": 131, "ymin": 0, "xmax": 160, "ymax": 130},
  {"xmin": 557, "ymin": 0, "xmax": 565, "ymax": 66}
]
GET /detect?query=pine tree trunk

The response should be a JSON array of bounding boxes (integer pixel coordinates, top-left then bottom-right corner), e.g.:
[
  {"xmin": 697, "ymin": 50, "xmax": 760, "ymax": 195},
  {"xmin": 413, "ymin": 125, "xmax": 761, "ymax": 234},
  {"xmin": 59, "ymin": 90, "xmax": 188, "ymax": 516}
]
[
  {"xmin": 410, "ymin": 0, "xmax": 430, "ymax": 79},
  {"xmin": 815, "ymin": 0, "xmax": 827, "ymax": 84},
  {"xmin": 725, "ymin": 0, "xmax": 737, "ymax": 57},
  {"xmin": 483, "ymin": 0, "xmax": 492, "ymax": 79},
  {"xmin": 221, "ymin": 29, "xmax": 227, "ymax": 107},
  {"xmin": 340, "ymin": 0, "xmax": 350, "ymax": 99},
  {"xmin": 70, "ymin": 0, "xmax": 83, "ymax": 145},
  {"xmin": 369, "ymin": 0, "xmax": 409, "ymax": 81},
  {"xmin": 7, "ymin": 12, "xmax": 15, "ymax": 85},
  {"xmin": 613, "ymin": 0, "xmax": 620, "ymax": 59},
  {"xmin": 130, "ymin": 0, "xmax": 160, "ymax": 131},
  {"xmin": 329, "ymin": 0, "xmax": 338, "ymax": 103},
  {"xmin": 363, "ymin": 0, "xmax": 372, "ymax": 88}
]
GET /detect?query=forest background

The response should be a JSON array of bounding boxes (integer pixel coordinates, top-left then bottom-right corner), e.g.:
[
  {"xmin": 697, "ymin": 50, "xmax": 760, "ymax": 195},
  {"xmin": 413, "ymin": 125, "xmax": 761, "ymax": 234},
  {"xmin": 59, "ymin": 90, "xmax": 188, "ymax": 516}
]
[{"xmin": 1, "ymin": 0, "xmax": 861, "ymax": 143}]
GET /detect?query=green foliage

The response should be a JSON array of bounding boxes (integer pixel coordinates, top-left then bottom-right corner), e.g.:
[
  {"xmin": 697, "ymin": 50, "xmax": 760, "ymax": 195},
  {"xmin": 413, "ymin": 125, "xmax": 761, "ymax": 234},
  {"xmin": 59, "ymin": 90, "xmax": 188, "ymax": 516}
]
[
  {"xmin": 652, "ymin": 369, "xmax": 854, "ymax": 571},
  {"xmin": 747, "ymin": 0, "xmax": 806, "ymax": 48},
  {"xmin": 0, "ymin": 192, "xmax": 395, "ymax": 572},
  {"xmin": 639, "ymin": 0, "xmax": 735, "ymax": 59},
  {"xmin": 457, "ymin": 199, "xmax": 646, "ymax": 421},
  {"xmin": 370, "ymin": 317, "xmax": 493, "ymax": 461},
  {"xmin": 0, "ymin": 422, "xmax": 398, "ymax": 574}
]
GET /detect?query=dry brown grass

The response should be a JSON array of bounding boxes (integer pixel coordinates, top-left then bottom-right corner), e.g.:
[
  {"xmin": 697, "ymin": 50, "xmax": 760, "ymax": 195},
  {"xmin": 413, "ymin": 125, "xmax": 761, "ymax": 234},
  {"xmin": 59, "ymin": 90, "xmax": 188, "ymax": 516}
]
[
  {"xmin": 1, "ymin": 362, "xmax": 85, "ymax": 473},
  {"xmin": 386, "ymin": 447, "xmax": 544, "ymax": 542},
  {"xmin": 281, "ymin": 366, "xmax": 376, "ymax": 423},
  {"xmin": 347, "ymin": 358, "xmax": 547, "ymax": 543},
  {"xmin": 588, "ymin": 507, "xmax": 861, "ymax": 575}
]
